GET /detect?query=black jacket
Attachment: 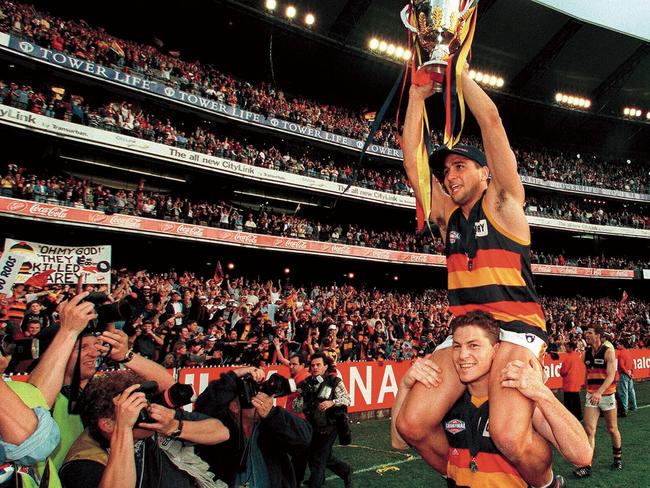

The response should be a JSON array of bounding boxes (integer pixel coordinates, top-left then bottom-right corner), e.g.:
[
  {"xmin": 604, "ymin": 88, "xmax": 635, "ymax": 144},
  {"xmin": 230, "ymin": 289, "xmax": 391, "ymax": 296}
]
[{"xmin": 195, "ymin": 371, "xmax": 312, "ymax": 488}]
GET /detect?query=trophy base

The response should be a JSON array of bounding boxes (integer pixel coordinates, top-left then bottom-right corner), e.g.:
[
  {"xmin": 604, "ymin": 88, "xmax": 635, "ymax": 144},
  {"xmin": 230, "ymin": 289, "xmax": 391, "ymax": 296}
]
[{"xmin": 418, "ymin": 61, "xmax": 447, "ymax": 93}]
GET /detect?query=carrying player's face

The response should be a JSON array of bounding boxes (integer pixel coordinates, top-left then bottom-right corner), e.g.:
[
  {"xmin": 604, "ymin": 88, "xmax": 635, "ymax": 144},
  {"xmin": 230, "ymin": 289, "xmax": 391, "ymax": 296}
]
[{"xmin": 452, "ymin": 325, "xmax": 498, "ymax": 384}]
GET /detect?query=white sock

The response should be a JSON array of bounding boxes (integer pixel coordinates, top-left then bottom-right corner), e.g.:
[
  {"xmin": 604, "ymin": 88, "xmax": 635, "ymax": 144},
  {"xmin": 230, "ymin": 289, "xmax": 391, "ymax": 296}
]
[{"xmin": 531, "ymin": 471, "xmax": 555, "ymax": 488}]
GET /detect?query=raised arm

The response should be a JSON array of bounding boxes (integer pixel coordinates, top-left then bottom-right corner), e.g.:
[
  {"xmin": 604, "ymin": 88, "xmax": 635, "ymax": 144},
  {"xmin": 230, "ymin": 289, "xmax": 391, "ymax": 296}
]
[
  {"xmin": 100, "ymin": 330, "xmax": 174, "ymax": 391},
  {"xmin": 28, "ymin": 292, "xmax": 97, "ymax": 407},
  {"xmin": 461, "ymin": 68, "xmax": 524, "ymax": 205},
  {"xmin": 402, "ymin": 84, "xmax": 452, "ymax": 226}
]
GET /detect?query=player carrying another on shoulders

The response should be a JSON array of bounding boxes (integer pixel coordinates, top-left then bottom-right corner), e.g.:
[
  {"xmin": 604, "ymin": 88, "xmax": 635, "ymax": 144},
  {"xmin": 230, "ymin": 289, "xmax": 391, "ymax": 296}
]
[{"xmin": 395, "ymin": 62, "xmax": 556, "ymax": 488}]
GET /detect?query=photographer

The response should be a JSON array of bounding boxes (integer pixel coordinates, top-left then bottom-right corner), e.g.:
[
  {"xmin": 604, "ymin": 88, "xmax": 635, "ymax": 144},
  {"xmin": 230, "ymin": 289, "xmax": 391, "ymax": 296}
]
[
  {"xmin": 59, "ymin": 370, "xmax": 229, "ymax": 488},
  {"xmin": 292, "ymin": 353, "xmax": 352, "ymax": 488},
  {"xmin": 27, "ymin": 291, "xmax": 180, "ymax": 470},
  {"xmin": 194, "ymin": 366, "xmax": 312, "ymax": 488}
]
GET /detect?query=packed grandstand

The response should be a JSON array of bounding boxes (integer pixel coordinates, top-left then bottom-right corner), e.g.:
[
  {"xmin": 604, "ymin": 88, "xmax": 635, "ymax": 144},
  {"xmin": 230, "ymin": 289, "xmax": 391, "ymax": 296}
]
[{"xmin": 1, "ymin": 1, "xmax": 649, "ymax": 488}]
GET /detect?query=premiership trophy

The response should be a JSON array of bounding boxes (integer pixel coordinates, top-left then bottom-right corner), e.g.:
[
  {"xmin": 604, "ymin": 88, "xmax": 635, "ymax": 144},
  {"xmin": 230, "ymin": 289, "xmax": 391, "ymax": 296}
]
[{"xmin": 401, "ymin": 0, "xmax": 478, "ymax": 91}]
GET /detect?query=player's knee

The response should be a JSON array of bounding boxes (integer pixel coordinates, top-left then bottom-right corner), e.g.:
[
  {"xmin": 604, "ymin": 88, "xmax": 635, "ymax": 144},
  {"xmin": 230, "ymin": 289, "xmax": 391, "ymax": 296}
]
[
  {"xmin": 606, "ymin": 424, "xmax": 620, "ymax": 437},
  {"xmin": 583, "ymin": 423, "xmax": 596, "ymax": 438},
  {"xmin": 490, "ymin": 429, "xmax": 528, "ymax": 463},
  {"xmin": 395, "ymin": 411, "xmax": 425, "ymax": 444}
]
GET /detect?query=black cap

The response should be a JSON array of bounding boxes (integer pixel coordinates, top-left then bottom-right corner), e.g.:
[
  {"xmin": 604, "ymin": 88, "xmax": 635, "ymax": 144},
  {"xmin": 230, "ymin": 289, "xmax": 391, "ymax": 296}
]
[{"xmin": 429, "ymin": 144, "xmax": 488, "ymax": 177}]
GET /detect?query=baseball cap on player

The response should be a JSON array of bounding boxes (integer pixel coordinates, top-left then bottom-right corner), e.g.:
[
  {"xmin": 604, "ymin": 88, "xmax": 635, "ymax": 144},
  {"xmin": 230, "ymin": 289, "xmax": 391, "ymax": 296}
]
[{"xmin": 429, "ymin": 144, "xmax": 488, "ymax": 178}]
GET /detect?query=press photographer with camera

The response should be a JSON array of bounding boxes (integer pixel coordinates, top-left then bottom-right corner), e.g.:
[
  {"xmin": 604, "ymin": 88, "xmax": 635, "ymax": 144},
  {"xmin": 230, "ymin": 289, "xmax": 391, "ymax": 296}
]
[
  {"xmin": 194, "ymin": 366, "xmax": 312, "ymax": 488},
  {"xmin": 292, "ymin": 353, "xmax": 352, "ymax": 488},
  {"xmin": 27, "ymin": 289, "xmax": 186, "ymax": 470},
  {"xmin": 59, "ymin": 370, "xmax": 229, "ymax": 488}
]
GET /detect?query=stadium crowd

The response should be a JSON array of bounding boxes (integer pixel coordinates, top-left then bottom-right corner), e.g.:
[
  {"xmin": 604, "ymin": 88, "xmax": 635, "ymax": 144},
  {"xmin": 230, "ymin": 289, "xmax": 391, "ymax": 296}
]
[
  {"xmin": 1, "ymin": 268, "xmax": 648, "ymax": 373},
  {"xmin": 1, "ymin": 163, "xmax": 648, "ymax": 269},
  {"xmin": 0, "ymin": 0, "xmax": 649, "ymax": 194}
]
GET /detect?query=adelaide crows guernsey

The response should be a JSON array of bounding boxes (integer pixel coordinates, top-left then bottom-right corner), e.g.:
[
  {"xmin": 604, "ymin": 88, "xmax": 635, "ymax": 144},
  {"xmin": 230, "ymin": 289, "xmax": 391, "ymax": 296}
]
[
  {"xmin": 445, "ymin": 194, "xmax": 547, "ymax": 343},
  {"xmin": 443, "ymin": 393, "xmax": 526, "ymax": 488},
  {"xmin": 585, "ymin": 342, "xmax": 616, "ymax": 395}
]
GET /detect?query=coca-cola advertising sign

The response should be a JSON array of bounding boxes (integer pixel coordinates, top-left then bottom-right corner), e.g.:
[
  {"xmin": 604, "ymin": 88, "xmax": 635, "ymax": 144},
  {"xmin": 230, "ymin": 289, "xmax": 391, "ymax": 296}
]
[
  {"xmin": 175, "ymin": 224, "xmax": 204, "ymax": 237},
  {"xmin": 28, "ymin": 203, "xmax": 69, "ymax": 219}
]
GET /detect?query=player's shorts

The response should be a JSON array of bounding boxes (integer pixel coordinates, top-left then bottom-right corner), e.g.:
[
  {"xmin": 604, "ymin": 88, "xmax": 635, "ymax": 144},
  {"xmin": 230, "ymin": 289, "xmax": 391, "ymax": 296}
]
[
  {"xmin": 434, "ymin": 328, "xmax": 547, "ymax": 361},
  {"xmin": 585, "ymin": 392, "xmax": 616, "ymax": 411}
]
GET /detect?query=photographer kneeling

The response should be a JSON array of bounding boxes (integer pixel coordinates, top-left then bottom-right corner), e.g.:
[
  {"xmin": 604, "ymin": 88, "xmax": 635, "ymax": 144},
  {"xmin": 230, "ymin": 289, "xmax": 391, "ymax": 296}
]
[
  {"xmin": 59, "ymin": 370, "xmax": 229, "ymax": 488},
  {"xmin": 194, "ymin": 366, "xmax": 312, "ymax": 488}
]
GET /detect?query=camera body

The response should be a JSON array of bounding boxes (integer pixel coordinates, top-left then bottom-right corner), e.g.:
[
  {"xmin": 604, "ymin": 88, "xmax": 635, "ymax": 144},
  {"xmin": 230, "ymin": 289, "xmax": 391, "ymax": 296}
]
[
  {"xmin": 83, "ymin": 292, "xmax": 144, "ymax": 334},
  {"xmin": 238, "ymin": 373, "xmax": 296, "ymax": 409},
  {"xmin": 133, "ymin": 381, "xmax": 195, "ymax": 425}
]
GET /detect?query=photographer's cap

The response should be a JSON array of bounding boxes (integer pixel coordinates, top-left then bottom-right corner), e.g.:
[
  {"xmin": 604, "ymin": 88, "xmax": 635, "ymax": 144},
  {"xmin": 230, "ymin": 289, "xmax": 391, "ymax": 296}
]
[{"xmin": 429, "ymin": 144, "xmax": 487, "ymax": 177}]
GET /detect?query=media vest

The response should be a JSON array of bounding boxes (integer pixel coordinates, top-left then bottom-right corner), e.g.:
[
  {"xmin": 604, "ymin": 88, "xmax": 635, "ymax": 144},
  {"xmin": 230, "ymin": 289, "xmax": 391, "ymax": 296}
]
[
  {"xmin": 585, "ymin": 342, "xmax": 616, "ymax": 395},
  {"xmin": 445, "ymin": 195, "xmax": 546, "ymax": 341}
]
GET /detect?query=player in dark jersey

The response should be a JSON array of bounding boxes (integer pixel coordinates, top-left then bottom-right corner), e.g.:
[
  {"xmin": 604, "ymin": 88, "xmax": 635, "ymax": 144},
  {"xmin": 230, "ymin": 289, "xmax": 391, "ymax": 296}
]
[
  {"xmin": 395, "ymin": 64, "xmax": 553, "ymax": 487},
  {"xmin": 393, "ymin": 312, "xmax": 591, "ymax": 487},
  {"xmin": 573, "ymin": 325, "xmax": 622, "ymax": 478}
]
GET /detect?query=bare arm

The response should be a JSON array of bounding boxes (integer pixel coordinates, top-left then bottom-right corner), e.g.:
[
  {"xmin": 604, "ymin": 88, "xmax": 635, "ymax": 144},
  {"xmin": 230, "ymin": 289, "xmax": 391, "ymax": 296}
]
[
  {"xmin": 28, "ymin": 292, "xmax": 97, "ymax": 407},
  {"xmin": 391, "ymin": 356, "xmax": 442, "ymax": 450},
  {"xmin": 100, "ymin": 330, "xmax": 174, "ymax": 391},
  {"xmin": 501, "ymin": 359, "xmax": 592, "ymax": 467},
  {"xmin": 531, "ymin": 398, "xmax": 592, "ymax": 467},
  {"xmin": 461, "ymin": 70, "xmax": 524, "ymax": 205},
  {"xmin": 0, "ymin": 381, "xmax": 38, "ymax": 444},
  {"xmin": 596, "ymin": 347, "xmax": 617, "ymax": 397},
  {"xmin": 139, "ymin": 404, "xmax": 230, "ymax": 445}
]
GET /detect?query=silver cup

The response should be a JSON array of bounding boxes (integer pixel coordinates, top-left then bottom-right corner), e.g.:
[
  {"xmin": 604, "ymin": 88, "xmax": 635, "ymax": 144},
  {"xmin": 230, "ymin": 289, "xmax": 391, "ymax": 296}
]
[{"xmin": 402, "ymin": 0, "xmax": 477, "ymax": 90}]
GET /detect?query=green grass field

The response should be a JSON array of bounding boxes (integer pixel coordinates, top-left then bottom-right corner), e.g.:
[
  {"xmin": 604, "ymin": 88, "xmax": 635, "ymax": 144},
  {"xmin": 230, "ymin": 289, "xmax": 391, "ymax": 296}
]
[{"xmin": 324, "ymin": 381, "xmax": 650, "ymax": 487}]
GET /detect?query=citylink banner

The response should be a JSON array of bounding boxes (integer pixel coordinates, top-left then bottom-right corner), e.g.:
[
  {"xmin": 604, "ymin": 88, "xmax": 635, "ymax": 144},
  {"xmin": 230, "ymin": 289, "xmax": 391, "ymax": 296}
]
[{"xmin": 0, "ymin": 33, "xmax": 402, "ymax": 160}]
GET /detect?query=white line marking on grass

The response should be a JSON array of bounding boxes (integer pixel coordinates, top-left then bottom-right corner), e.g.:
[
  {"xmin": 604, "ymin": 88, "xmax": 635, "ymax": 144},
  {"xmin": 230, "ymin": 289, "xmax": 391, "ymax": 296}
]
[{"xmin": 325, "ymin": 455, "xmax": 422, "ymax": 481}]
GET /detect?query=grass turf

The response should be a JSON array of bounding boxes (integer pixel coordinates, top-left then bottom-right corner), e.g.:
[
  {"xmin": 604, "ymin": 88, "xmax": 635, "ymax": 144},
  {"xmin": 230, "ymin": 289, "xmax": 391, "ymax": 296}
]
[{"xmin": 323, "ymin": 381, "xmax": 650, "ymax": 487}]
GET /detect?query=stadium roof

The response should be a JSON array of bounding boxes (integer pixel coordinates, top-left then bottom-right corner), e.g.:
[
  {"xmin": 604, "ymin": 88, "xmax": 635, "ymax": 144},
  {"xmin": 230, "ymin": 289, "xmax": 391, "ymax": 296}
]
[
  {"xmin": 231, "ymin": 0, "xmax": 650, "ymax": 119},
  {"xmin": 29, "ymin": 0, "xmax": 650, "ymax": 153}
]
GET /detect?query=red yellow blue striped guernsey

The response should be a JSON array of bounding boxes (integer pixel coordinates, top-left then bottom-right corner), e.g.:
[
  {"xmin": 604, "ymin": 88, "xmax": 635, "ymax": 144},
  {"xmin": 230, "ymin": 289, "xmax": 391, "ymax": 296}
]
[
  {"xmin": 445, "ymin": 194, "xmax": 547, "ymax": 342},
  {"xmin": 585, "ymin": 342, "xmax": 616, "ymax": 395}
]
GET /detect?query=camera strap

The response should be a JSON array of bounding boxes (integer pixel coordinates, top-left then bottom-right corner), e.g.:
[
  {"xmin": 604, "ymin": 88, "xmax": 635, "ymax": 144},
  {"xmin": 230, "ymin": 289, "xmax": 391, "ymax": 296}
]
[{"xmin": 67, "ymin": 337, "xmax": 83, "ymax": 414}]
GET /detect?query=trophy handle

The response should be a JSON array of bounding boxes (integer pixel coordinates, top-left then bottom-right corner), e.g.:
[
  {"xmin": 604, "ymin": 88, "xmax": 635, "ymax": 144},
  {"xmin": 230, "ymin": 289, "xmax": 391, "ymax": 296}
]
[{"xmin": 400, "ymin": 5, "xmax": 418, "ymax": 33}]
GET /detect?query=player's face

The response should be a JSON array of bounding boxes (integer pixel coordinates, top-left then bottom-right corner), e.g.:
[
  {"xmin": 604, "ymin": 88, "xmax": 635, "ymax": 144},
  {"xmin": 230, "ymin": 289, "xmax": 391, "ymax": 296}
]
[
  {"xmin": 443, "ymin": 155, "xmax": 486, "ymax": 206},
  {"xmin": 452, "ymin": 325, "xmax": 497, "ymax": 384},
  {"xmin": 584, "ymin": 329, "xmax": 598, "ymax": 348}
]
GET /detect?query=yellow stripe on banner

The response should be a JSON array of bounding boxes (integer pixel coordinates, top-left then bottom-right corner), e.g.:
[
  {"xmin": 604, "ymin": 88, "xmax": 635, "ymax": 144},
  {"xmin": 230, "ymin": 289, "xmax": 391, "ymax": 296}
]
[
  {"xmin": 448, "ymin": 267, "xmax": 526, "ymax": 289},
  {"xmin": 444, "ymin": 5, "xmax": 478, "ymax": 148},
  {"xmin": 490, "ymin": 311, "xmax": 546, "ymax": 331},
  {"xmin": 414, "ymin": 42, "xmax": 433, "ymax": 228},
  {"xmin": 447, "ymin": 466, "xmax": 527, "ymax": 488}
]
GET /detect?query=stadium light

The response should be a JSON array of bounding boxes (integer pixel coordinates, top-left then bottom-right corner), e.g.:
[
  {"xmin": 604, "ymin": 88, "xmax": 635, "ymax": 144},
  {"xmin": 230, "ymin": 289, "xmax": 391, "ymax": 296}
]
[
  {"xmin": 647, "ymin": 111, "xmax": 650, "ymax": 119},
  {"xmin": 286, "ymin": 5, "xmax": 296, "ymax": 18},
  {"xmin": 555, "ymin": 92, "xmax": 591, "ymax": 110},
  {"xmin": 623, "ymin": 107, "xmax": 643, "ymax": 118},
  {"xmin": 348, "ymin": 272, "xmax": 355, "ymax": 279},
  {"xmin": 305, "ymin": 13, "xmax": 315, "ymax": 25},
  {"xmin": 469, "ymin": 69, "xmax": 504, "ymax": 89},
  {"xmin": 265, "ymin": 0, "xmax": 276, "ymax": 10},
  {"xmin": 284, "ymin": 267, "xmax": 291, "ymax": 274},
  {"xmin": 227, "ymin": 263, "xmax": 235, "ymax": 270},
  {"xmin": 367, "ymin": 37, "xmax": 410, "ymax": 63}
]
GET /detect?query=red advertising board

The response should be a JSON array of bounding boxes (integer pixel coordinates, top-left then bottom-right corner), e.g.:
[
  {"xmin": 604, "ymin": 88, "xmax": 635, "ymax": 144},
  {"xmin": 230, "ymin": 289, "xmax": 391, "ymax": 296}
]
[
  {"xmin": 5, "ymin": 350, "xmax": 650, "ymax": 412},
  {"xmin": 0, "ymin": 196, "xmax": 636, "ymax": 277}
]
